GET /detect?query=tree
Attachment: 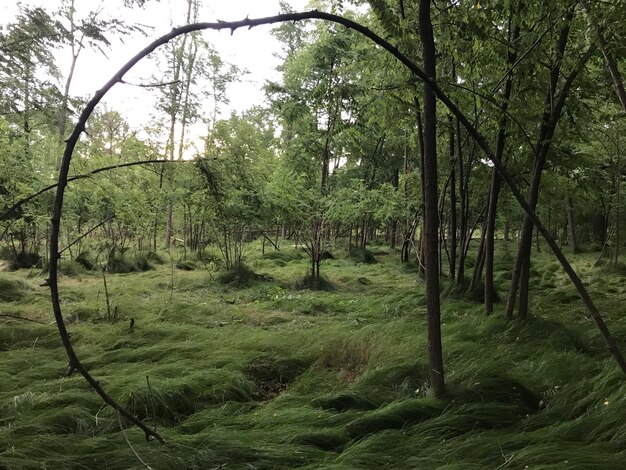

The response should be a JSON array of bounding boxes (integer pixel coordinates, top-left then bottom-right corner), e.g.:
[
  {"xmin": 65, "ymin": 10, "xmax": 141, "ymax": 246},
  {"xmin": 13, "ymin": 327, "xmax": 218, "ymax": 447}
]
[{"xmin": 419, "ymin": 0, "xmax": 445, "ymax": 396}]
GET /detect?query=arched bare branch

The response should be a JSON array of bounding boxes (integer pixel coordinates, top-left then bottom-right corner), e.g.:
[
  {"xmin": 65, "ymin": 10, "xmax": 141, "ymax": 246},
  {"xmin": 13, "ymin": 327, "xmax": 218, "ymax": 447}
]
[{"xmin": 48, "ymin": 9, "xmax": 626, "ymax": 445}]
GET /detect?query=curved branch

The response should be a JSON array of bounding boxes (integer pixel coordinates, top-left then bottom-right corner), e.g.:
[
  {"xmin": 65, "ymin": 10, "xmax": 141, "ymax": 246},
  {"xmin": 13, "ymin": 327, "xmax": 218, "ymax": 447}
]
[
  {"xmin": 1, "ymin": 159, "xmax": 172, "ymax": 223},
  {"xmin": 48, "ymin": 9, "xmax": 625, "ymax": 445}
]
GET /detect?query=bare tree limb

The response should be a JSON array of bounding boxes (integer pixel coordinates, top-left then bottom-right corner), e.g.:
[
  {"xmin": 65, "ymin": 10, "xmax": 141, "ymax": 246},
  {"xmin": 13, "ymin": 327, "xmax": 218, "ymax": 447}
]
[
  {"xmin": 117, "ymin": 409, "xmax": 155, "ymax": 470},
  {"xmin": 47, "ymin": 10, "xmax": 625, "ymax": 447},
  {"xmin": 120, "ymin": 79, "xmax": 181, "ymax": 88},
  {"xmin": 1, "ymin": 159, "xmax": 172, "ymax": 223},
  {"xmin": 59, "ymin": 215, "xmax": 116, "ymax": 255}
]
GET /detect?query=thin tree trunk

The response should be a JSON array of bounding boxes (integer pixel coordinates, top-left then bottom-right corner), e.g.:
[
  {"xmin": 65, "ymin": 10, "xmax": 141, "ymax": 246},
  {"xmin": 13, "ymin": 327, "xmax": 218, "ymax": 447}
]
[
  {"xmin": 484, "ymin": 4, "xmax": 520, "ymax": 315},
  {"xmin": 456, "ymin": 118, "xmax": 468, "ymax": 282},
  {"xmin": 507, "ymin": 13, "xmax": 590, "ymax": 319},
  {"xmin": 419, "ymin": 0, "xmax": 445, "ymax": 397},
  {"xmin": 581, "ymin": 0, "xmax": 626, "ymax": 114},
  {"xmin": 448, "ymin": 115, "xmax": 457, "ymax": 280}
]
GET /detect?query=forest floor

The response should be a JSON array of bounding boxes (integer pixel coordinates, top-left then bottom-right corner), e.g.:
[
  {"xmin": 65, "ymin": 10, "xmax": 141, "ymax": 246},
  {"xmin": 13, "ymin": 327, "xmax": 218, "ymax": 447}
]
[{"xmin": 1, "ymin": 242, "xmax": 625, "ymax": 469}]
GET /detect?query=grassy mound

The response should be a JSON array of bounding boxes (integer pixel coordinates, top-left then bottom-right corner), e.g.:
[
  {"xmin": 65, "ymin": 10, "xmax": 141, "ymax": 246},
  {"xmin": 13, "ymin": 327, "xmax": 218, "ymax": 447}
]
[
  {"xmin": 294, "ymin": 274, "xmax": 335, "ymax": 291},
  {"xmin": 0, "ymin": 274, "xmax": 30, "ymax": 301},
  {"xmin": 74, "ymin": 252, "xmax": 96, "ymax": 270},
  {"xmin": 3, "ymin": 251, "xmax": 43, "ymax": 270},
  {"xmin": 217, "ymin": 264, "xmax": 270, "ymax": 287},
  {"xmin": 349, "ymin": 248, "xmax": 377, "ymax": 264}
]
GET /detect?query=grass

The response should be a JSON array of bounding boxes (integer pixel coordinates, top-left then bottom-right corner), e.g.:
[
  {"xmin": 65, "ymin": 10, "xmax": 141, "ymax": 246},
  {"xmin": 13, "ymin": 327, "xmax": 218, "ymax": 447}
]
[{"xmin": 1, "ymin": 241, "xmax": 626, "ymax": 469}]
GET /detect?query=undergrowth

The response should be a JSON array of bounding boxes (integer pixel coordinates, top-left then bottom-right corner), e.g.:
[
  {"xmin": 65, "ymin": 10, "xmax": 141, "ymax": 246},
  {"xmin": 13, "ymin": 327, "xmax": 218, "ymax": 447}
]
[{"xmin": 1, "ymin": 242, "xmax": 625, "ymax": 469}]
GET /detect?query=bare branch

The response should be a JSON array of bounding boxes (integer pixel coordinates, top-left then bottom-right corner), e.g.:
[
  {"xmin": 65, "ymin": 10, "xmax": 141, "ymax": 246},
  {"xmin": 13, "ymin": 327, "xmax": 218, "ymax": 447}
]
[
  {"xmin": 120, "ymin": 79, "xmax": 181, "ymax": 88},
  {"xmin": 1, "ymin": 159, "xmax": 172, "ymax": 223},
  {"xmin": 0, "ymin": 314, "xmax": 47, "ymax": 325},
  {"xmin": 47, "ymin": 10, "xmax": 626, "ymax": 448},
  {"xmin": 59, "ymin": 215, "xmax": 116, "ymax": 255}
]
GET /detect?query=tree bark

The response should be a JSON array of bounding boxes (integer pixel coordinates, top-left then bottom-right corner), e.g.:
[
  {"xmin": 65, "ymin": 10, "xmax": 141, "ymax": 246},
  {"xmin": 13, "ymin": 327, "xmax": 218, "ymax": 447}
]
[
  {"xmin": 565, "ymin": 194, "xmax": 579, "ymax": 253},
  {"xmin": 419, "ymin": 0, "xmax": 445, "ymax": 397},
  {"xmin": 456, "ymin": 117, "xmax": 468, "ymax": 283},
  {"xmin": 484, "ymin": 4, "xmax": 520, "ymax": 315},
  {"xmin": 581, "ymin": 0, "xmax": 626, "ymax": 114},
  {"xmin": 506, "ymin": 12, "xmax": 590, "ymax": 319},
  {"xmin": 448, "ymin": 114, "xmax": 457, "ymax": 280}
]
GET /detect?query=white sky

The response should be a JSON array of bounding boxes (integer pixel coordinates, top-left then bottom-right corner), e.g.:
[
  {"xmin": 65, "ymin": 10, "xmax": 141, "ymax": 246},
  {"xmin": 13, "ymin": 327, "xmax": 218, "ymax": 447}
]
[{"xmin": 1, "ymin": 0, "xmax": 310, "ymax": 149}]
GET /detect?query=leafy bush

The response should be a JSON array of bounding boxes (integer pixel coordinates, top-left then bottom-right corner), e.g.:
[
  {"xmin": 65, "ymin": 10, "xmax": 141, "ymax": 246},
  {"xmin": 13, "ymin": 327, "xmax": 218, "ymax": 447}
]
[
  {"xmin": 133, "ymin": 253, "xmax": 155, "ymax": 272},
  {"xmin": 2, "ymin": 251, "xmax": 43, "ymax": 270},
  {"xmin": 106, "ymin": 253, "xmax": 137, "ymax": 273}
]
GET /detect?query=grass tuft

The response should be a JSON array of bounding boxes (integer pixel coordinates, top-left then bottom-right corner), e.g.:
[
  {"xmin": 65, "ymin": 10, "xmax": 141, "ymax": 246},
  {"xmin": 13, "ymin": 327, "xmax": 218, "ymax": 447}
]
[
  {"xmin": 0, "ymin": 274, "xmax": 30, "ymax": 301},
  {"xmin": 349, "ymin": 248, "xmax": 377, "ymax": 264}
]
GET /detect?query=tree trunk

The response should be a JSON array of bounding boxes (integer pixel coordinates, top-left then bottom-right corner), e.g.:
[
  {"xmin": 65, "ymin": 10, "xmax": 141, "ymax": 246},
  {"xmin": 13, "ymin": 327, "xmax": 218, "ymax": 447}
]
[
  {"xmin": 484, "ymin": 5, "xmax": 520, "ymax": 315},
  {"xmin": 414, "ymin": 96, "xmax": 426, "ymax": 277},
  {"xmin": 564, "ymin": 194, "xmax": 578, "ymax": 254},
  {"xmin": 448, "ymin": 115, "xmax": 457, "ymax": 280},
  {"xmin": 581, "ymin": 0, "xmax": 626, "ymax": 115},
  {"xmin": 507, "ymin": 13, "xmax": 590, "ymax": 319},
  {"xmin": 419, "ymin": 0, "xmax": 445, "ymax": 397},
  {"xmin": 456, "ymin": 118, "xmax": 468, "ymax": 283}
]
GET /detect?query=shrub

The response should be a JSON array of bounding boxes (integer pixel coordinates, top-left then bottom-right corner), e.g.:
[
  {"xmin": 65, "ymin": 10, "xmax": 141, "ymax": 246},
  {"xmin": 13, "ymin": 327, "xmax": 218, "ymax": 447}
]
[
  {"xmin": 3, "ymin": 251, "xmax": 43, "ymax": 270},
  {"xmin": 133, "ymin": 253, "xmax": 154, "ymax": 272},
  {"xmin": 106, "ymin": 253, "xmax": 137, "ymax": 273},
  {"xmin": 176, "ymin": 260, "xmax": 196, "ymax": 271}
]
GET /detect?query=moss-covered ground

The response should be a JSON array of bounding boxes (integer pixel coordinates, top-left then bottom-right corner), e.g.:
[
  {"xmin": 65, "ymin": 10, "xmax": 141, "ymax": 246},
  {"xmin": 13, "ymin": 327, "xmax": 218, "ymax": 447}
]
[{"xmin": 1, "ymin": 242, "xmax": 625, "ymax": 469}]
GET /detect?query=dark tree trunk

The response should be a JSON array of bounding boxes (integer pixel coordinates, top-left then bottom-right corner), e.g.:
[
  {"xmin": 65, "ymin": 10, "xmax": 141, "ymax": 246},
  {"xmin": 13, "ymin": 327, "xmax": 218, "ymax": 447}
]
[
  {"xmin": 484, "ymin": 4, "xmax": 520, "ymax": 315},
  {"xmin": 484, "ymin": 171, "xmax": 502, "ymax": 314},
  {"xmin": 506, "ymin": 13, "xmax": 590, "ymax": 319},
  {"xmin": 391, "ymin": 168, "xmax": 400, "ymax": 249},
  {"xmin": 414, "ymin": 96, "xmax": 426, "ymax": 277},
  {"xmin": 456, "ymin": 117, "xmax": 468, "ymax": 283},
  {"xmin": 448, "ymin": 115, "xmax": 457, "ymax": 280},
  {"xmin": 581, "ymin": 0, "xmax": 626, "ymax": 114},
  {"xmin": 419, "ymin": 0, "xmax": 445, "ymax": 397}
]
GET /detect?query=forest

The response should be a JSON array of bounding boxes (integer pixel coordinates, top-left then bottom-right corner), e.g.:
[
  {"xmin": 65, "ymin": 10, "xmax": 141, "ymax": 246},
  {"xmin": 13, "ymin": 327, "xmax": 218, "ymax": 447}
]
[{"xmin": 1, "ymin": 0, "xmax": 626, "ymax": 468}]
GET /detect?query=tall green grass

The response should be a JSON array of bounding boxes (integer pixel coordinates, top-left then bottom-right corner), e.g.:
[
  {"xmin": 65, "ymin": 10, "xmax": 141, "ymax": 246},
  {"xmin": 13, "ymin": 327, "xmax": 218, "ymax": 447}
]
[{"xmin": 1, "ymin": 243, "xmax": 625, "ymax": 469}]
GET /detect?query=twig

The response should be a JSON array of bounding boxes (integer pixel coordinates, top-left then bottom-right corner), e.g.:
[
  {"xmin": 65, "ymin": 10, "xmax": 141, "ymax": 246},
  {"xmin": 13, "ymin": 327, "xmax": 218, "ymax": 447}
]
[
  {"xmin": 0, "ymin": 314, "xmax": 47, "ymax": 324},
  {"xmin": 261, "ymin": 232, "xmax": 280, "ymax": 251},
  {"xmin": 120, "ymin": 78, "xmax": 181, "ymax": 88},
  {"xmin": 59, "ymin": 215, "xmax": 116, "ymax": 255},
  {"xmin": 1, "ymin": 160, "xmax": 172, "ymax": 223},
  {"xmin": 166, "ymin": 246, "xmax": 175, "ymax": 305},
  {"xmin": 117, "ymin": 409, "xmax": 154, "ymax": 470},
  {"xmin": 146, "ymin": 376, "xmax": 157, "ymax": 433},
  {"xmin": 101, "ymin": 267, "xmax": 112, "ymax": 323}
]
